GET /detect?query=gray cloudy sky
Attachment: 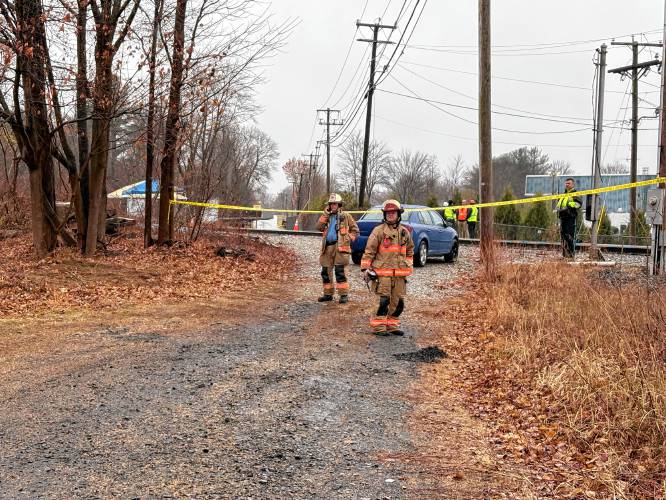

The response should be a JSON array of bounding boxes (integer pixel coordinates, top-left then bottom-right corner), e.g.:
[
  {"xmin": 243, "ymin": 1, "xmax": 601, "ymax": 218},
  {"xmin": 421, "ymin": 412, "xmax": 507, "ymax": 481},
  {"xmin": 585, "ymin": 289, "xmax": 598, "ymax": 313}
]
[{"xmin": 255, "ymin": 0, "xmax": 664, "ymax": 195}]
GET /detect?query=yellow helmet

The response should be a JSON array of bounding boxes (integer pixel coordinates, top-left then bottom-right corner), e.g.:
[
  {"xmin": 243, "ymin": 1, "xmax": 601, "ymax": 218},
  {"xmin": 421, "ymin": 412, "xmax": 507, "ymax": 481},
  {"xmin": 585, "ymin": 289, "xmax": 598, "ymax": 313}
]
[
  {"xmin": 327, "ymin": 193, "xmax": 343, "ymax": 205},
  {"xmin": 382, "ymin": 199, "xmax": 403, "ymax": 213}
]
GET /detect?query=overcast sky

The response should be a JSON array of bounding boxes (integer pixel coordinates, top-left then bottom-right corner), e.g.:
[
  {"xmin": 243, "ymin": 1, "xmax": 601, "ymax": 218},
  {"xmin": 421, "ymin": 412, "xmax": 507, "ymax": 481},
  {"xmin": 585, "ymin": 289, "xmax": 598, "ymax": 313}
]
[{"xmin": 255, "ymin": 0, "xmax": 664, "ymax": 196}]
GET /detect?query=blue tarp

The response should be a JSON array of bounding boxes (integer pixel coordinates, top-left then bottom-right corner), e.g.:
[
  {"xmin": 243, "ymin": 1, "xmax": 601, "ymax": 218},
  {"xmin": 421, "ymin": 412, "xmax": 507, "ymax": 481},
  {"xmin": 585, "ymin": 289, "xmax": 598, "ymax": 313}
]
[{"xmin": 122, "ymin": 180, "xmax": 159, "ymax": 196}]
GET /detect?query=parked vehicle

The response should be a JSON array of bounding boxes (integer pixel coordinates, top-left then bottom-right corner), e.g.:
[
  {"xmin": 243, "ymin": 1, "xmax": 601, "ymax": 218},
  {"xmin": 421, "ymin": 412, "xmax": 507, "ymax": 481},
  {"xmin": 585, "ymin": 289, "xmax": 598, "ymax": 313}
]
[{"xmin": 351, "ymin": 205, "xmax": 459, "ymax": 267}]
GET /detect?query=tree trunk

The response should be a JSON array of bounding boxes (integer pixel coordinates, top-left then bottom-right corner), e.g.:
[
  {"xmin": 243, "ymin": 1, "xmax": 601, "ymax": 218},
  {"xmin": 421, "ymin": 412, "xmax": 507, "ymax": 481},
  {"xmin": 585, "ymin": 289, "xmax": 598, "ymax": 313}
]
[
  {"xmin": 85, "ymin": 32, "xmax": 113, "ymax": 256},
  {"xmin": 15, "ymin": 0, "xmax": 57, "ymax": 256},
  {"xmin": 157, "ymin": 0, "xmax": 187, "ymax": 245},
  {"xmin": 77, "ymin": 0, "xmax": 90, "ymax": 250},
  {"xmin": 144, "ymin": 0, "xmax": 161, "ymax": 248}
]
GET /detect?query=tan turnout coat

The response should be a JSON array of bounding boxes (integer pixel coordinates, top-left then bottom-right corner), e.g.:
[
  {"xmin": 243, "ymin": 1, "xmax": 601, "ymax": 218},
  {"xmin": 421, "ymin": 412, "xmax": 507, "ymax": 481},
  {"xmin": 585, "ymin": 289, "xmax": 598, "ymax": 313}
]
[
  {"xmin": 360, "ymin": 222, "xmax": 414, "ymax": 277},
  {"xmin": 316, "ymin": 210, "xmax": 360, "ymax": 266}
]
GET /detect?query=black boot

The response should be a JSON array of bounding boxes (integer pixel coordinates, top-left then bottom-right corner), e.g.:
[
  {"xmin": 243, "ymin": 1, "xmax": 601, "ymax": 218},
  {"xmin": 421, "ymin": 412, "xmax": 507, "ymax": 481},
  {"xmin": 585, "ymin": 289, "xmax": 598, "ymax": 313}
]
[
  {"xmin": 390, "ymin": 329, "xmax": 405, "ymax": 336},
  {"xmin": 339, "ymin": 295, "xmax": 349, "ymax": 304},
  {"xmin": 317, "ymin": 295, "xmax": 333, "ymax": 302}
]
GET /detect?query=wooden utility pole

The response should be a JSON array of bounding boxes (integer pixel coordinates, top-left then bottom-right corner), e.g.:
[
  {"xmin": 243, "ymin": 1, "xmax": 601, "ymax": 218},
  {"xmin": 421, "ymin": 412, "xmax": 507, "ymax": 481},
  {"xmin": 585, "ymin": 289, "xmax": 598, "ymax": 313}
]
[
  {"xmin": 356, "ymin": 21, "xmax": 396, "ymax": 208},
  {"xmin": 610, "ymin": 40, "xmax": 662, "ymax": 244},
  {"xmin": 317, "ymin": 108, "xmax": 343, "ymax": 194},
  {"xmin": 655, "ymin": 0, "xmax": 666, "ymax": 274},
  {"xmin": 590, "ymin": 44, "xmax": 607, "ymax": 260},
  {"xmin": 478, "ymin": 0, "xmax": 494, "ymax": 270}
]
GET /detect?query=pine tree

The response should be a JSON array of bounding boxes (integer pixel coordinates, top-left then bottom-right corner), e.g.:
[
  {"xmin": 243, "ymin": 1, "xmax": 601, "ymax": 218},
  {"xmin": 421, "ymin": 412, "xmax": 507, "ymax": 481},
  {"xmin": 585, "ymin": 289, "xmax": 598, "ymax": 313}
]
[
  {"xmin": 523, "ymin": 193, "xmax": 553, "ymax": 241},
  {"xmin": 494, "ymin": 186, "xmax": 521, "ymax": 239}
]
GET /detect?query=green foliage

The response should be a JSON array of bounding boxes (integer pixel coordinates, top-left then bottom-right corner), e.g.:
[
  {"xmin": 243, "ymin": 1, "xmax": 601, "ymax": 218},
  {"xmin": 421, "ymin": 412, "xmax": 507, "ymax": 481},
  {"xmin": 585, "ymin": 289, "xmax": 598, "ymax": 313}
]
[
  {"xmin": 426, "ymin": 195, "xmax": 438, "ymax": 208},
  {"xmin": 598, "ymin": 211, "xmax": 613, "ymax": 236},
  {"xmin": 494, "ymin": 186, "xmax": 521, "ymax": 239},
  {"xmin": 635, "ymin": 210, "xmax": 651, "ymax": 240},
  {"xmin": 523, "ymin": 193, "xmax": 553, "ymax": 241}
]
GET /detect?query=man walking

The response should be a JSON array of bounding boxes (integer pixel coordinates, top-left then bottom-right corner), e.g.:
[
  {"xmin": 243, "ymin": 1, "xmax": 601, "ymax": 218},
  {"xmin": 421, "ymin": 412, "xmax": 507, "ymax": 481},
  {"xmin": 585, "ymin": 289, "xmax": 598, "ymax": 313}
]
[
  {"xmin": 316, "ymin": 193, "xmax": 360, "ymax": 303},
  {"xmin": 556, "ymin": 178, "xmax": 582, "ymax": 258},
  {"xmin": 360, "ymin": 200, "xmax": 414, "ymax": 336}
]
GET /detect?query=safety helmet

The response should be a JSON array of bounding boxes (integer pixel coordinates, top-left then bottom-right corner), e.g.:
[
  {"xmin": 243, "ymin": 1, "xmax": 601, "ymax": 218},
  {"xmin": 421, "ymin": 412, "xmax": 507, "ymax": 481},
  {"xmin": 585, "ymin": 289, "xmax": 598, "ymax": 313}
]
[
  {"xmin": 327, "ymin": 193, "xmax": 343, "ymax": 205},
  {"xmin": 442, "ymin": 202, "xmax": 449, "ymax": 207},
  {"xmin": 382, "ymin": 199, "xmax": 403, "ymax": 213}
]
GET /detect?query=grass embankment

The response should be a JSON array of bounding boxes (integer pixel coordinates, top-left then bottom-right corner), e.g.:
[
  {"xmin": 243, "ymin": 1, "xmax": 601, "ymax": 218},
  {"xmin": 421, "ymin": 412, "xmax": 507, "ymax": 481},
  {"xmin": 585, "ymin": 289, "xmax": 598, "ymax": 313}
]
[{"xmin": 478, "ymin": 264, "xmax": 665, "ymax": 497}]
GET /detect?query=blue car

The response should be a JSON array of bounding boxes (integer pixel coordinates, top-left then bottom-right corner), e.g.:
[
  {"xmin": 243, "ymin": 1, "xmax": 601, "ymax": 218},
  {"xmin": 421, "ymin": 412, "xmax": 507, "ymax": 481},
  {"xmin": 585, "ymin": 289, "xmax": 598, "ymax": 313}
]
[{"xmin": 351, "ymin": 205, "xmax": 459, "ymax": 267}]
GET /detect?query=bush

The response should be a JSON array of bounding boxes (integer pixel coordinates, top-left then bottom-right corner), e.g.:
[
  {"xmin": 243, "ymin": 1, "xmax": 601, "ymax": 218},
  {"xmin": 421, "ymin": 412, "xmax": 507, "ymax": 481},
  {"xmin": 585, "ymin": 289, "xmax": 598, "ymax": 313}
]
[
  {"xmin": 523, "ymin": 192, "xmax": 553, "ymax": 241},
  {"xmin": 494, "ymin": 186, "xmax": 521, "ymax": 240}
]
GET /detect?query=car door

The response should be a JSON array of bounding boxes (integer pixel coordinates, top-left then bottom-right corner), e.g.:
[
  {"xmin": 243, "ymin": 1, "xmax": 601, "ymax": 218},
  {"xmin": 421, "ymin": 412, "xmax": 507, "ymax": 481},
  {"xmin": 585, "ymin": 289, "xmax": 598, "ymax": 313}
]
[
  {"xmin": 418, "ymin": 210, "xmax": 442, "ymax": 254},
  {"xmin": 429, "ymin": 210, "xmax": 454, "ymax": 254}
]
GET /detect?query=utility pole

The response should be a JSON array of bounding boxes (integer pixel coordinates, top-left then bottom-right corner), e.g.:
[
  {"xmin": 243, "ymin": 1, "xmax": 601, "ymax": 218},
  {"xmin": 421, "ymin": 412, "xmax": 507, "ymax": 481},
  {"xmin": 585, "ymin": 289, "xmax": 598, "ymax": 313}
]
[
  {"xmin": 317, "ymin": 108, "xmax": 343, "ymax": 194},
  {"xmin": 356, "ymin": 21, "xmax": 396, "ymax": 208},
  {"xmin": 654, "ymin": 0, "xmax": 666, "ymax": 274},
  {"xmin": 590, "ymin": 44, "xmax": 607, "ymax": 260},
  {"xmin": 610, "ymin": 39, "xmax": 662, "ymax": 244},
  {"xmin": 478, "ymin": 0, "xmax": 494, "ymax": 272},
  {"xmin": 301, "ymin": 152, "xmax": 320, "ymax": 210}
]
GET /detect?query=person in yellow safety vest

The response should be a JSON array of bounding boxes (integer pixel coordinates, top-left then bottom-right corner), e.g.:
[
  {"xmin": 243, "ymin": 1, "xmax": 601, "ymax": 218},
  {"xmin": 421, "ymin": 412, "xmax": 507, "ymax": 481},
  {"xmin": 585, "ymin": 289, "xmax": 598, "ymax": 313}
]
[
  {"xmin": 457, "ymin": 200, "xmax": 469, "ymax": 238},
  {"xmin": 556, "ymin": 177, "xmax": 582, "ymax": 258},
  {"xmin": 360, "ymin": 199, "xmax": 415, "ymax": 336},
  {"xmin": 316, "ymin": 193, "xmax": 360, "ymax": 303},
  {"xmin": 467, "ymin": 199, "xmax": 479, "ymax": 239},
  {"xmin": 443, "ymin": 200, "xmax": 456, "ymax": 225}
]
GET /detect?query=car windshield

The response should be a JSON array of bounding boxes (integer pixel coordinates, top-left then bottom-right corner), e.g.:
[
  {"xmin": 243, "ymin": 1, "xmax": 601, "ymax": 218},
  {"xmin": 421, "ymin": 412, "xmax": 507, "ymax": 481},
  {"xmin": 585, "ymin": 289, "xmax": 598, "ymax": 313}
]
[{"xmin": 359, "ymin": 208, "xmax": 384, "ymax": 221}]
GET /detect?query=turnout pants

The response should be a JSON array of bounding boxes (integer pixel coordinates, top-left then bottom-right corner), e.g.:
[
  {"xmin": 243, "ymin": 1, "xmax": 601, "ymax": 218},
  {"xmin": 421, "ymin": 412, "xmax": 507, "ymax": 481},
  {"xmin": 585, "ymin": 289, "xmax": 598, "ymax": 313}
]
[
  {"xmin": 560, "ymin": 217, "xmax": 576, "ymax": 258},
  {"xmin": 320, "ymin": 243, "xmax": 350, "ymax": 297},
  {"xmin": 370, "ymin": 276, "xmax": 406, "ymax": 334}
]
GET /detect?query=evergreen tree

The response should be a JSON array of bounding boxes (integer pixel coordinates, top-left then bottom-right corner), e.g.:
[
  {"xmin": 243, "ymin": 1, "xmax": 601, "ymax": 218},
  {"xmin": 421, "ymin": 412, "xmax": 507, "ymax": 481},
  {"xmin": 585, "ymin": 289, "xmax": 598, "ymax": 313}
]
[
  {"xmin": 494, "ymin": 186, "xmax": 521, "ymax": 239},
  {"xmin": 524, "ymin": 193, "xmax": 553, "ymax": 241}
]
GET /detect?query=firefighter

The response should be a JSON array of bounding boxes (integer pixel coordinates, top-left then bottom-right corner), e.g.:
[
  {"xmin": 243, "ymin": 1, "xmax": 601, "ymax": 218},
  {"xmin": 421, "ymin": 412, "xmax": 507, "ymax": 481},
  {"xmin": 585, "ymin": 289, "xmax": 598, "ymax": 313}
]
[
  {"xmin": 360, "ymin": 199, "xmax": 415, "ymax": 336},
  {"xmin": 316, "ymin": 193, "xmax": 360, "ymax": 303},
  {"xmin": 467, "ymin": 199, "xmax": 479, "ymax": 239},
  {"xmin": 556, "ymin": 177, "xmax": 582, "ymax": 258},
  {"xmin": 443, "ymin": 200, "xmax": 456, "ymax": 225}
]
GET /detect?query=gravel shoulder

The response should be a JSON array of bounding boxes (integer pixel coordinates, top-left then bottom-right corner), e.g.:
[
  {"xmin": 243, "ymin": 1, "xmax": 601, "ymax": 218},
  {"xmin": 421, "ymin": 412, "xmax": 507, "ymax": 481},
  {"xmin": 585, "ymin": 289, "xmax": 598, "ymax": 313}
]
[{"xmin": 1, "ymin": 234, "xmax": 575, "ymax": 498}]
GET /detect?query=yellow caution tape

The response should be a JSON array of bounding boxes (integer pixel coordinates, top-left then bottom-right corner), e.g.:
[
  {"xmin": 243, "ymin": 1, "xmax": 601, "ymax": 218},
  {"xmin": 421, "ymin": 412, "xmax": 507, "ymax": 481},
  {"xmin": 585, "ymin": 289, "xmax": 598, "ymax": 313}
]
[{"xmin": 170, "ymin": 177, "xmax": 666, "ymax": 214}]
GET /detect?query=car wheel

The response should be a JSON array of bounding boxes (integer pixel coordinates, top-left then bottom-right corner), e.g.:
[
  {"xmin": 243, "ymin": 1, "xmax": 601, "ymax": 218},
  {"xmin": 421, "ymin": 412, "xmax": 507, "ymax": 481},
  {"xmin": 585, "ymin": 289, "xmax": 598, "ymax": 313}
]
[
  {"xmin": 414, "ymin": 240, "xmax": 428, "ymax": 267},
  {"xmin": 351, "ymin": 251, "xmax": 362, "ymax": 265},
  {"xmin": 444, "ymin": 240, "xmax": 458, "ymax": 263}
]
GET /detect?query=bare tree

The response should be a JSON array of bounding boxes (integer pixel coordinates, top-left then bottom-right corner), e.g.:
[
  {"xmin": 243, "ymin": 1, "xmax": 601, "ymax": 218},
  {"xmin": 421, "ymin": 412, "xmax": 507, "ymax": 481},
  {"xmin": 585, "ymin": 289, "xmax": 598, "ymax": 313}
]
[
  {"xmin": 601, "ymin": 161, "xmax": 629, "ymax": 175},
  {"xmin": 549, "ymin": 159, "xmax": 573, "ymax": 176},
  {"xmin": 385, "ymin": 149, "xmax": 438, "ymax": 204},
  {"xmin": 336, "ymin": 130, "xmax": 390, "ymax": 204}
]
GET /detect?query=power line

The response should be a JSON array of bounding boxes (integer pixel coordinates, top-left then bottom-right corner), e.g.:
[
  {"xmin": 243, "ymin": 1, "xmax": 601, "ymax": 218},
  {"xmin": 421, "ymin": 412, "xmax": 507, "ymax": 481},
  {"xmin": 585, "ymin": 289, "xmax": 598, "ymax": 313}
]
[
  {"xmin": 383, "ymin": 77, "xmax": 596, "ymax": 129},
  {"xmin": 399, "ymin": 60, "xmax": 628, "ymax": 93},
  {"xmin": 396, "ymin": 63, "xmax": 599, "ymax": 122}
]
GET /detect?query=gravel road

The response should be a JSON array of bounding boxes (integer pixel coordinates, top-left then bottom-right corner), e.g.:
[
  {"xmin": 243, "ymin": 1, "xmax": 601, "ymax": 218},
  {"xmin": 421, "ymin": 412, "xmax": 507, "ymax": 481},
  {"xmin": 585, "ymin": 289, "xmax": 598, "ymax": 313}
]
[{"xmin": 0, "ymin": 236, "xmax": 481, "ymax": 499}]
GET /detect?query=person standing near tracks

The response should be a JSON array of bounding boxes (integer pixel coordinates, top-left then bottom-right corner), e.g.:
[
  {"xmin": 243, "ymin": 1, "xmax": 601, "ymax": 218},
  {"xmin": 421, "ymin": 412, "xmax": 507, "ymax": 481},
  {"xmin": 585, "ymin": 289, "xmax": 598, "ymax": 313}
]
[
  {"xmin": 467, "ymin": 199, "xmax": 479, "ymax": 239},
  {"xmin": 443, "ymin": 200, "xmax": 456, "ymax": 226},
  {"xmin": 457, "ymin": 200, "xmax": 469, "ymax": 238},
  {"xmin": 360, "ymin": 200, "xmax": 414, "ymax": 336},
  {"xmin": 316, "ymin": 193, "xmax": 360, "ymax": 304},
  {"xmin": 556, "ymin": 177, "xmax": 582, "ymax": 259}
]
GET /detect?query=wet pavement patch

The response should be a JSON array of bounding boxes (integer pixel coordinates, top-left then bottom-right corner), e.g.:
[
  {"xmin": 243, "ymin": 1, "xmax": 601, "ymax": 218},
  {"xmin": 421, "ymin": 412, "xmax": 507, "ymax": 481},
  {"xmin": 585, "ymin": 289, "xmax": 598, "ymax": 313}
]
[{"xmin": 393, "ymin": 346, "xmax": 447, "ymax": 363}]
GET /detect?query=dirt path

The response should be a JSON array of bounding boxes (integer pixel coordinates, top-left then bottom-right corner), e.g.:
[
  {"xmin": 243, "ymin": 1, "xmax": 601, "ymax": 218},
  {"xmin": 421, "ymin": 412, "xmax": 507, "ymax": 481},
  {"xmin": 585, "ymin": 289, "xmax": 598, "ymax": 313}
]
[{"xmin": 0, "ymin": 249, "xmax": 522, "ymax": 498}]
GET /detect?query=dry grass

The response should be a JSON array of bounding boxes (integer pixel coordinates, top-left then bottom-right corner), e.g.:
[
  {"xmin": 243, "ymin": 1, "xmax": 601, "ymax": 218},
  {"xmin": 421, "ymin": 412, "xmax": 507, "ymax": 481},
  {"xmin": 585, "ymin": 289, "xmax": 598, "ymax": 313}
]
[{"xmin": 488, "ymin": 263, "xmax": 666, "ymax": 497}]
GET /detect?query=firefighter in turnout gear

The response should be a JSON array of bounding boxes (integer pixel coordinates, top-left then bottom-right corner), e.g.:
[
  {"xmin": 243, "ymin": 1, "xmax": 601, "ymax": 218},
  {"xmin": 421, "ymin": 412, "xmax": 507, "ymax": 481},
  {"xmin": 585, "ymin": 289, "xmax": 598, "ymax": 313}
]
[
  {"xmin": 360, "ymin": 200, "xmax": 415, "ymax": 336},
  {"xmin": 316, "ymin": 193, "xmax": 360, "ymax": 303}
]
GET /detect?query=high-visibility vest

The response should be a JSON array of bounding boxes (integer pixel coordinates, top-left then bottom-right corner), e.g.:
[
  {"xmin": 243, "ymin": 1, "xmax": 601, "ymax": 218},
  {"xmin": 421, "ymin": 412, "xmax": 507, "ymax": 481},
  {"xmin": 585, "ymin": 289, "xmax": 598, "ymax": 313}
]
[
  {"xmin": 444, "ymin": 207, "xmax": 455, "ymax": 220},
  {"xmin": 556, "ymin": 190, "xmax": 581, "ymax": 211},
  {"xmin": 457, "ymin": 207, "xmax": 468, "ymax": 221},
  {"xmin": 468, "ymin": 207, "xmax": 478, "ymax": 222}
]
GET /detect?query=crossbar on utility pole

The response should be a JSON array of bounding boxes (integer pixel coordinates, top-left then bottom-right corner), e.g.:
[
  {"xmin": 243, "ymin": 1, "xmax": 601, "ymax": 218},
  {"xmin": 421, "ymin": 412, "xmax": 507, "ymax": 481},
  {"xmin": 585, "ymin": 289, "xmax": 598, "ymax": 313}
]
[
  {"xmin": 478, "ymin": 0, "xmax": 495, "ymax": 274},
  {"xmin": 356, "ymin": 21, "xmax": 396, "ymax": 209},
  {"xmin": 317, "ymin": 108, "xmax": 343, "ymax": 194},
  {"xmin": 610, "ymin": 40, "xmax": 662, "ymax": 244}
]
